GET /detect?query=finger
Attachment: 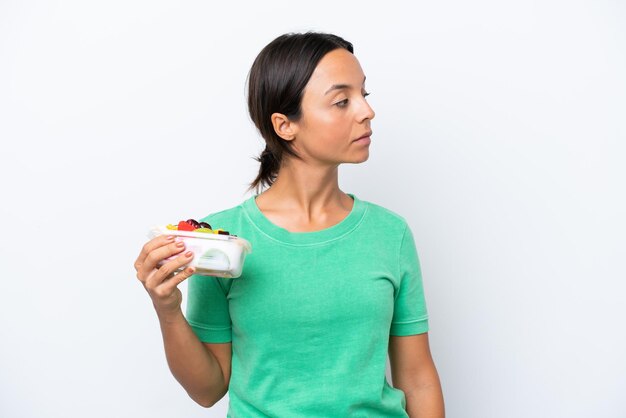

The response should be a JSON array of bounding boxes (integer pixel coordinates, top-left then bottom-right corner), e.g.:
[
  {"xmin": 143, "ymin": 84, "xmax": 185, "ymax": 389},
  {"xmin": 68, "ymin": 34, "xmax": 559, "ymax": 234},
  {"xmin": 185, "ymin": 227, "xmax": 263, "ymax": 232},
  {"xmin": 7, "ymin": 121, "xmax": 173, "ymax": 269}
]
[
  {"xmin": 137, "ymin": 240, "xmax": 187, "ymax": 283},
  {"xmin": 145, "ymin": 247, "xmax": 194, "ymax": 288},
  {"xmin": 158, "ymin": 264, "xmax": 196, "ymax": 295},
  {"xmin": 140, "ymin": 240, "xmax": 186, "ymax": 281},
  {"xmin": 134, "ymin": 235, "xmax": 176, "ymax": 272}
]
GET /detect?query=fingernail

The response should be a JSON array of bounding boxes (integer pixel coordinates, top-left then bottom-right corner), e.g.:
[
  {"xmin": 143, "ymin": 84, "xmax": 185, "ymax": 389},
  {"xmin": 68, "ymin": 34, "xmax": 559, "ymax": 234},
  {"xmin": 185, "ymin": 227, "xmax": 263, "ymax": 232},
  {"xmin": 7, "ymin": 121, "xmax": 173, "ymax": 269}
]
[
  {"xmin": 187, "ymin": 267, "xmax": 195, "ymax": 274},
  {"xmin": 176, "ymin": 241, "xmax": 185, "ymax": 247},
  {"xmin": 185, "ymin": 251, "xmax": 193, "ymax": 257},
  {"xmin": 166, "ymin": 235, "xmax": 175, "ymax": 240}
]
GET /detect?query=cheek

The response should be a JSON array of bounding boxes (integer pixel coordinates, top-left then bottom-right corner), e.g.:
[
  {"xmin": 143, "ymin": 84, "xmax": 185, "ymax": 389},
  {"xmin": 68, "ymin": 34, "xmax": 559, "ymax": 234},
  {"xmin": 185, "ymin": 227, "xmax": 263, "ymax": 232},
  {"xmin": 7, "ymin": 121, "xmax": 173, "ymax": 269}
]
[
  {"xmin": 311, "ymin": 110, "xmax": 351, "ymax": 140},
  {"xmin": 309, "ymin": 107, "xmax": 338, "ymax": 126},
  {"xmin": 299, "ymin": 104, "xmax": 352, "ymax": 153}
]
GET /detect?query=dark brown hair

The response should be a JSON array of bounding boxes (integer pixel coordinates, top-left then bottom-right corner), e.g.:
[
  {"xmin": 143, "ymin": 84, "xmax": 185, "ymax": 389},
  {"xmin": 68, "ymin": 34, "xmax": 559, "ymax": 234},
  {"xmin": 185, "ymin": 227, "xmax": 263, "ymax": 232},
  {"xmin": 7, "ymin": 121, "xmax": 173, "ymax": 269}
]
[{"xmin": 245, "ymin": 31, "xmax": 354, "ymax": 194}]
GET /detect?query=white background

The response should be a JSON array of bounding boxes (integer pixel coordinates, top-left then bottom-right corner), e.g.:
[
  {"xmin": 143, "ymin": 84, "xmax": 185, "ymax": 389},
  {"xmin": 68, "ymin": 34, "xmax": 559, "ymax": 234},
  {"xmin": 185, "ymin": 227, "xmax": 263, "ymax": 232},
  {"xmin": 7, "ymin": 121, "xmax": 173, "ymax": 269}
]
[{"xmin": 1, "ymin": 1, "xmax": 624, "ymax": 417}]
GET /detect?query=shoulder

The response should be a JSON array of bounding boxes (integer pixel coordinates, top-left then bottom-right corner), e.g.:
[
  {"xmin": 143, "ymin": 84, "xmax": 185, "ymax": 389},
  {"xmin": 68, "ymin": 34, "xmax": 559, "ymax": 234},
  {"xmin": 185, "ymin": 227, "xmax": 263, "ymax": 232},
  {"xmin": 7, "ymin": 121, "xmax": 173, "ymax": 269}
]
[{"xmin": 359, "ymin": 197, "xmax": 410, "ymax": 234}]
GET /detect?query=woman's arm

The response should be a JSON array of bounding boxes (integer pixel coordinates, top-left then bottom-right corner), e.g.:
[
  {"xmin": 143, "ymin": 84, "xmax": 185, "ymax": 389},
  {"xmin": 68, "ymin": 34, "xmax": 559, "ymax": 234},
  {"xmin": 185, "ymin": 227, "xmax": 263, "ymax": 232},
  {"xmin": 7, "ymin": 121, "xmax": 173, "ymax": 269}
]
[
  {"xmin": 134, "ymin": 235, "xmax": 230, "ymax": 407},
  {"xmin": 158, "ymin": 309, "xmax": 230, "ymax": 407},
  {"xmin": 388, "ymin": 333, "xmax": 445, "ymax": 418}
]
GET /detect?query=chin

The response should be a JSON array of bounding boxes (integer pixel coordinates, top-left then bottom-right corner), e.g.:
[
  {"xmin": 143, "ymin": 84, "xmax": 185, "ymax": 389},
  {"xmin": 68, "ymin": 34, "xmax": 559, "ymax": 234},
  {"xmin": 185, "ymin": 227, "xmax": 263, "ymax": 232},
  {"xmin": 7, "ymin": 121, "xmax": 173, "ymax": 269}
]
[{"xmin": 345, "ymin": 152, "xmax": 370, "ymax": 164}]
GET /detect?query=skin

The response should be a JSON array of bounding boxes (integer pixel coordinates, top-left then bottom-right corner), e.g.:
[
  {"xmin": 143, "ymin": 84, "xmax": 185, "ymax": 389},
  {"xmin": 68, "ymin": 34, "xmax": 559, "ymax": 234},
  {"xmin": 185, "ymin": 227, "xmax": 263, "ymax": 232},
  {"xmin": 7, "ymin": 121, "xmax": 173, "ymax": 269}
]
[
  {"xmin": 133, "ymin": 47, "xmax": 444, "ymax": 415},
  {"xmin": 389, "ymin": 334, "xmax": 446, "ymax": 417}
]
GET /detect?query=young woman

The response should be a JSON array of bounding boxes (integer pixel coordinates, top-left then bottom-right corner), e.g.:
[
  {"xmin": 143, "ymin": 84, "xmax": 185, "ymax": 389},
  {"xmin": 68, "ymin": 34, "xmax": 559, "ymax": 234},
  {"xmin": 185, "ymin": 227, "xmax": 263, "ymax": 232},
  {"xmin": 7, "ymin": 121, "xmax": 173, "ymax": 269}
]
[{"xmin": 134, "ymin": 32, "xmax": 445, "ymax": 417}]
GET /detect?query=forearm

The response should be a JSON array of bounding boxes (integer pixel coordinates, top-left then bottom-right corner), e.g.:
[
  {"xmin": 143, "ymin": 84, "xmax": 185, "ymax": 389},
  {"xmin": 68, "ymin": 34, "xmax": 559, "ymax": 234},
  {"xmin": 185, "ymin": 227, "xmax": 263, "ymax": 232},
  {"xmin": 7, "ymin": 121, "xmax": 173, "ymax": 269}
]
[
  {"xmin": 405, "ymin": 382, "xmax": 445, "ymax": 418},
  {"xmin": 157, "ymin": 309, "xmax": 227, "ymax": 407},
  {"xmin": 397, "ymin": 364, "xmax": 445, "ymax": 418}
]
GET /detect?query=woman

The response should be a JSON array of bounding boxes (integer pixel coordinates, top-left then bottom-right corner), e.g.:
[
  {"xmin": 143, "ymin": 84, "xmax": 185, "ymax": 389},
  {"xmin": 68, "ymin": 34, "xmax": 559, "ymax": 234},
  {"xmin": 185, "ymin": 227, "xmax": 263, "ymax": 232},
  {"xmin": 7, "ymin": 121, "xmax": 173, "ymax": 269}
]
[{"xmin": 134, "ymin": 31, "xmax": 445, "ymax": 417}]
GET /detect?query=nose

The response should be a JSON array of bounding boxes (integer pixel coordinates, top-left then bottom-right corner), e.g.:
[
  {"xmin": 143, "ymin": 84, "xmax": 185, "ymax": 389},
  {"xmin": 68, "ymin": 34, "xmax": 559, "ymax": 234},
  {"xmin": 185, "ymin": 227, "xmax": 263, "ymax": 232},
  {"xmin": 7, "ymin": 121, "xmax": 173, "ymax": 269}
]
[{"xmin": 359, "ymin": 97, "xmax": 375, "ymax": 122}]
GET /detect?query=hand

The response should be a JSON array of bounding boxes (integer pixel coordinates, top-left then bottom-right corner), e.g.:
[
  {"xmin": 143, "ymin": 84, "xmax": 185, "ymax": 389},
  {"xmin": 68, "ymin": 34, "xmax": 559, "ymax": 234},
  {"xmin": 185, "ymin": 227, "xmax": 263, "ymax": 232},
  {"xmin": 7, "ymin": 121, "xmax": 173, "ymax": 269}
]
[{"xmin": 134, "ymin": 235, "xmax": 196, "ymax": 318}]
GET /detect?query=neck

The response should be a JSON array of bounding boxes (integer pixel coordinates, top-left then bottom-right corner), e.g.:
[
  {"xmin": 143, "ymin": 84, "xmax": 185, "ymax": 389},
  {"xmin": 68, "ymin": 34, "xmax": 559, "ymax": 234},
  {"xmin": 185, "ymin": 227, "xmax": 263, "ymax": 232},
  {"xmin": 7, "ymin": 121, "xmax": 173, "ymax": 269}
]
[{"xmin": 257, "ymin": 157, "xmax": 352, "ymax": 222}]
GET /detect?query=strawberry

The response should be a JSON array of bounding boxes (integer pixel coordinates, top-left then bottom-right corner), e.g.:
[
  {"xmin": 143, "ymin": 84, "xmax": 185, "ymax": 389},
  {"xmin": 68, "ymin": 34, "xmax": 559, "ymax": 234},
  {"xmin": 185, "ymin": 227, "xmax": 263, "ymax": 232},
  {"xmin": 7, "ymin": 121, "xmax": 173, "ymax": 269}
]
[{"xmin": 177, "ymin": 220, "xmax": 196, "ymax": 231}]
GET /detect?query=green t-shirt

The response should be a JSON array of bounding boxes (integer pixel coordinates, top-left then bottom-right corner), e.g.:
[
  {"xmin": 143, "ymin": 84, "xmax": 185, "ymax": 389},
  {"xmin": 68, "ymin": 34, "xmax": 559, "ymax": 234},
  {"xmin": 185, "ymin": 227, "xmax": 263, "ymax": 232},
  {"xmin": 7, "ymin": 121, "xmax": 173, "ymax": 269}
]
[{"xmin": 186, "ymin": 193, "xmax": 429, "ymax": 417}]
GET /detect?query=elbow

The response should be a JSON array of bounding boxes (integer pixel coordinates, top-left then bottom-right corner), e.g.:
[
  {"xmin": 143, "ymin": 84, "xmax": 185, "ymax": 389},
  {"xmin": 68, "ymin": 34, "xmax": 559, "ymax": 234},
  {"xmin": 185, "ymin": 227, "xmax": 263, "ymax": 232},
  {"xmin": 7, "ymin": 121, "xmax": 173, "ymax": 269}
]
[
  {"xmin": 190, "ymin": 387, "xmax": 227, "ymax": 408},
  {"xmin": 192, "ymin": 394, "xmax": 216, "ymax": 408},
  {"xmin": 198, "ymin": 400, "xmax": 215, "ymax": 409}
]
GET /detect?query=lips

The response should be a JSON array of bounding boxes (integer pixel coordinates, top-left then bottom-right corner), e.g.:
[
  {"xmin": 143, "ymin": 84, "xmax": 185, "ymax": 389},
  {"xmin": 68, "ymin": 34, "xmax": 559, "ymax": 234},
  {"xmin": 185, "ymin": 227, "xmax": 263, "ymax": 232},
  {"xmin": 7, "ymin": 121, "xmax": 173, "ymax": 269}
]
[{"xmin": 354, "ymin": 131, "xmax": 372, "ymax": 141}]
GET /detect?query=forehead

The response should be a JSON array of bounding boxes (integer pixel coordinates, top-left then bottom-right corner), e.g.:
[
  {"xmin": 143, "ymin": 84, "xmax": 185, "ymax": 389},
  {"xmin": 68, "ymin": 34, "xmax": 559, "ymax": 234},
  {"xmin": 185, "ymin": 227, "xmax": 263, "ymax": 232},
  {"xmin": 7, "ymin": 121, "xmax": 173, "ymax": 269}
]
[{"xmin": 305, "ymin": 49, "xmax": 365, "ymax": 93}]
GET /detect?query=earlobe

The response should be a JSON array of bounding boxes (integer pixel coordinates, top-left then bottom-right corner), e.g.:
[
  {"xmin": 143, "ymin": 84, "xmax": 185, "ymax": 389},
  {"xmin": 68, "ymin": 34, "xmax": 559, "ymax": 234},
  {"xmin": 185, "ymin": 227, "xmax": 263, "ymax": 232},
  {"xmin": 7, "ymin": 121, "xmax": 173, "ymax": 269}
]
[{"xmin": 271, "ymin": 112, "xmax": 297, "ymax": 141}]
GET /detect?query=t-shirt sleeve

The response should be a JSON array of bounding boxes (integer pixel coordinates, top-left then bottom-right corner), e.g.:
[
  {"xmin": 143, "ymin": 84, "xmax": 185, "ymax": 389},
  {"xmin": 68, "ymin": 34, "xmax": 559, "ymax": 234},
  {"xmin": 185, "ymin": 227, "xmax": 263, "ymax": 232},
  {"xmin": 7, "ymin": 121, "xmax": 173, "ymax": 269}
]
[
  {"xmin": 185, "ymin": 273, "xmax": 232, "ymax": 343},
  {"xmin": 390, "ymin": 223, "xmax": 430, "ymax": 336}
]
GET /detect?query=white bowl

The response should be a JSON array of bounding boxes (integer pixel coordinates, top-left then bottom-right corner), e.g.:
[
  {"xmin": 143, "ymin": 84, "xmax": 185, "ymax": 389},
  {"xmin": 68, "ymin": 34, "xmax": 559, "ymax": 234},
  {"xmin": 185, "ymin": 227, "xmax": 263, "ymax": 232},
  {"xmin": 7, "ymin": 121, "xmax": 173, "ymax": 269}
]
[{"xmin": 147, "ymin": 226, "xmax": 252, "ymax": 278}]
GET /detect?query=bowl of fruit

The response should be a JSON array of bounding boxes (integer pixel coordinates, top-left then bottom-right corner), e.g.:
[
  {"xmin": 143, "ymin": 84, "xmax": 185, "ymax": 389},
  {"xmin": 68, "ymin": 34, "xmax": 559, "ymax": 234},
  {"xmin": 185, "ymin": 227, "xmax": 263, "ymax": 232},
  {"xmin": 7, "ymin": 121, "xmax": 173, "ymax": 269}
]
[{"xmin": 147, "ymin": 219, "xmax": 252, "ymax": 278}]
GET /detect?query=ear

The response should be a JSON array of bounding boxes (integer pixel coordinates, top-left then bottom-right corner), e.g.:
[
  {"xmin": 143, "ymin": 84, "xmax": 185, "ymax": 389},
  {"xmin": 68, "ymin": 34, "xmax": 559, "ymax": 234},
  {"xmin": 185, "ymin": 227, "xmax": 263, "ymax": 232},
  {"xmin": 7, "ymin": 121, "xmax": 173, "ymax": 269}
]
[{"xmin": 270, "ymin": 112, "xmax": 298, "ymax": 142}]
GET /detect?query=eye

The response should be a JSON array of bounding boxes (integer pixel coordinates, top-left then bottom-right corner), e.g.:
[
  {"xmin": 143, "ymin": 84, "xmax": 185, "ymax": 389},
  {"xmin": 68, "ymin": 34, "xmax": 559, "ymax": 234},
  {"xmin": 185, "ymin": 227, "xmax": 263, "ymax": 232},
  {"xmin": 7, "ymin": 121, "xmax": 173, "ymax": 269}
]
[{"xmin": 335, "ymin": 91, "xmax": 371, "ymax": 108}]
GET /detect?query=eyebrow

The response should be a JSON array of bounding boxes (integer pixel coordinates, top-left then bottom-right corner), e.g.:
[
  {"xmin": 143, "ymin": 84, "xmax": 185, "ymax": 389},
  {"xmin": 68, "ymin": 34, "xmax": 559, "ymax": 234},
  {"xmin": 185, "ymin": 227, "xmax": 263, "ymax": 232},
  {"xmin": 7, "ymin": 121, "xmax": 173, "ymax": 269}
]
[{"xmin": 324, "ymin": 76, "xmax": 367, "ymax": 96}]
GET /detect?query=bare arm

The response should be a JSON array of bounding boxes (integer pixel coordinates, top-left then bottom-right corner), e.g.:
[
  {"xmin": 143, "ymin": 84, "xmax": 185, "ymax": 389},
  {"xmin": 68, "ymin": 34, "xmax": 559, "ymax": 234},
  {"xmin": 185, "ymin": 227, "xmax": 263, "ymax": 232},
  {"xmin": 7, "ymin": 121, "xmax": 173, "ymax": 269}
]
[
  {"xmin": 135, "ymin": 235, "xmax": 231, "ymax": 407},
  {"xmin": 157, "ymin": 309, "xmax": 230, "ymax": 407},
  {"xmin": 389, "ymin": 333, "xmax": 445, "ymax": 418}
]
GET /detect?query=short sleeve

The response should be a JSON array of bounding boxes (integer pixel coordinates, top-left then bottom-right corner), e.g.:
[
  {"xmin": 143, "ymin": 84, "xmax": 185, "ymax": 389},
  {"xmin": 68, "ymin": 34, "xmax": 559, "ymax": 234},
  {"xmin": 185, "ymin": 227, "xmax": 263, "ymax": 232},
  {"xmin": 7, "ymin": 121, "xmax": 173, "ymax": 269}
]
[
  {"xmin": 390, "ymin": 224, "xmax": 429, "ymax": 336},
  {"xmin": 185, "ymin": 274, "xmax": 232, "ymax": 343}
]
